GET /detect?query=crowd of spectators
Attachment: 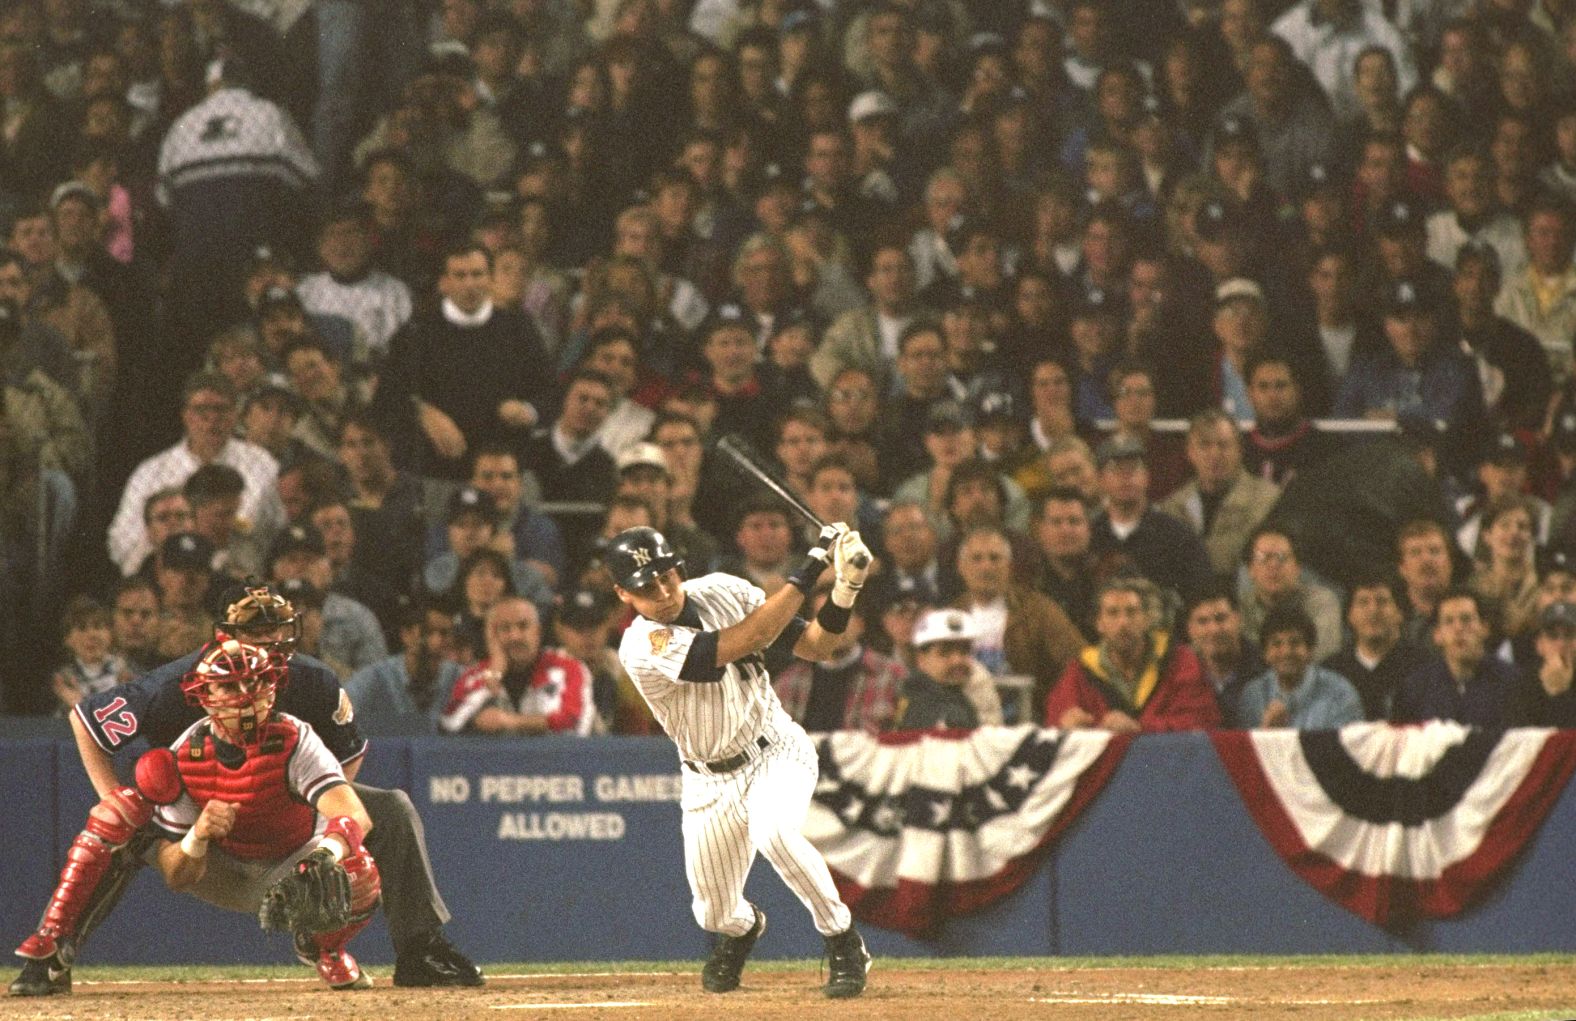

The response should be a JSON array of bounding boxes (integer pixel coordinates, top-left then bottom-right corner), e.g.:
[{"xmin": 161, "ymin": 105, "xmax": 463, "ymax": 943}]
[{"xmin": 7, "ymin": 0, "xmax": 1576, "ymax": 736}]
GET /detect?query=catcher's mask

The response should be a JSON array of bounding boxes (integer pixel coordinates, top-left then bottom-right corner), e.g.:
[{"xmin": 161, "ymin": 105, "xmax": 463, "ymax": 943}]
[
  {"xmin": 218, "ymin": 582, "xmax": 303, "ymax": 658},
  {"xmin": 181, "ymin": 640, "xmax": 287, "ymax": 745}
]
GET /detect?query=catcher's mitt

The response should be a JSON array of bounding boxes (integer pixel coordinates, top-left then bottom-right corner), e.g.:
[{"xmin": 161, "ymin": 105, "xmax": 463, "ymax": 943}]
[{"xmin": 259, "ymin": 847, "xmax": 352, "ymax": 934}]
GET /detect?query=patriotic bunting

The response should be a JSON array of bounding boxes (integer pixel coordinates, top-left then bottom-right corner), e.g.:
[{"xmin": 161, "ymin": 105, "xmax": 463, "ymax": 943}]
[
  {"xmin": 1212, "ymin": 722, "xmax": 1576, "ymax": 925},
  {"xmin": 806, "ymin": 726, "xmax": 1130, "ymax": 937}
]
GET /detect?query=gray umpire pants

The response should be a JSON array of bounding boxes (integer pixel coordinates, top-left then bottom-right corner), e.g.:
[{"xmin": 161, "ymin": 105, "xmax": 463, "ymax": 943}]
[{"xmin": 354, "ymin": 783, "xmax": 451, "ymax": 948}]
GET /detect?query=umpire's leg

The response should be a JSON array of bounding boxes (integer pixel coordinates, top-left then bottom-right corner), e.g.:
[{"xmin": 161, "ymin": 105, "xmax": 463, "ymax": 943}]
[{"xmin": 353, "ymin": 783, "xmax": 450, "ymax": 945}]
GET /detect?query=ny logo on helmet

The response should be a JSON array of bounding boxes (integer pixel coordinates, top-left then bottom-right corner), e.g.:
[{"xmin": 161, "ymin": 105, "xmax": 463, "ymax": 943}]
[{"xmin": 631, "ymin": 548, "xmax": 652, "ymax": 567}]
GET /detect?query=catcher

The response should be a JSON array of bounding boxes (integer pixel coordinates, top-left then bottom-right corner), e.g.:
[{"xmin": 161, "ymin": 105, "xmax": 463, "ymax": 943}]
[
  {"xmin": 64, "ymin": 640, "xmax": 382, "ymax": 987},
  {"xmin": 11, "ymin": 584, "xmax": 479, "ymax": 996},
  {"xmin": 145, "ymin": 640, "xmax": 381, "ymax": 987}
]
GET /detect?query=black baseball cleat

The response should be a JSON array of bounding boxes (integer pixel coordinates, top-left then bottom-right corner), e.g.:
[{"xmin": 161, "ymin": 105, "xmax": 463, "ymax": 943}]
[
  {"xmin": 823, "ymin": 926, "xmax": 871, "ymax": 999},
  {"xmin": 701, "ymin": 904, "xmax": 766, "ymax": 993},
  {"xmin": 10, "ymin": 953, "xmax": 71, "ymax": 997},
  {"xmin": 392, "ymin": 930, "xmax": 485, "ymax": 988}
]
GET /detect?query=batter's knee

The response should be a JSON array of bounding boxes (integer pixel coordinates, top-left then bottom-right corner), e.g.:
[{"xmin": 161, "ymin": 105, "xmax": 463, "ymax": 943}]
[{"xmin": 749, "ymin": 820, "xmax": 800, "ymax": 859}]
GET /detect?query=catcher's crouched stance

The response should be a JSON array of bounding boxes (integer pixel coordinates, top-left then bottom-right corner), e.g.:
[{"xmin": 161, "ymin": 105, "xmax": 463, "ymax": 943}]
[{"xmin": 20, "ymin": 642, "xmax": 383, "ymax": 990}]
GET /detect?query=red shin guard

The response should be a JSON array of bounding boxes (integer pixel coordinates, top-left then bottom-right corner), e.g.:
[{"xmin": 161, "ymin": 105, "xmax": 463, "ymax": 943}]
[{"xmin": 17, "ymin": 787, "xmax": 152, "ymax": 959}]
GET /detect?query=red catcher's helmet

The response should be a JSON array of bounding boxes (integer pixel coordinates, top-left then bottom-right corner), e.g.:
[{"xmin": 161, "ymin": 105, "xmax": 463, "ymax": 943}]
[{"xmin": 181, "ymin": 640, "xmax": 287, "ymax": 743}]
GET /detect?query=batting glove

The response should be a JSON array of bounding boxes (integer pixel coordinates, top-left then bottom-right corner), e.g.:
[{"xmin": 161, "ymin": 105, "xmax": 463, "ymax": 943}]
[
  {"xmin": 786, "ymin": 524, "xmax": 845, "ymax": 597},
  {"xmin": 831, "ymin": 531, "xmax": 872, "ymax": 608}
]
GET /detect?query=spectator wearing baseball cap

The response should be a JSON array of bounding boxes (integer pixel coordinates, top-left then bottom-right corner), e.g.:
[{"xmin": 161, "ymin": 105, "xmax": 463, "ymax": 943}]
[
  {"xmin": 1371, "ymin": 196, "xmax": 1454, "ymax": 319},
  {"xmin": 846, "ymin": 91, "xmax": 902, "ymax": 207},
  {"xmin": 891, "ymin": 400, "xmax": 976, "ymax": 535},
  {"xmin": 1452, "ymin": 241, "xmax": 1550, "ymax": 433},
  {"xmin": 1525, "ymin": 599, "xmax": 1576, "ymax": 726},
  {"xmin": 1334, "ymin": 277, "xmax": 1487, "ymax": 472},
  {"xmin": 971, "ymin": 389, "xmax": 1030, "ymax": 472},
  {"xmin": 1068, "ymin": 287, "xmax": 1123, "ymax": 426},
  {"xmin": 552, "ymin": 587, "xmax": 651, "ymax": 735},
  {"xmin": 1210, "ymin": 277, "xmax": 1268, "ymax": 421},
  {"xmin": 891, "ymin": 608, "xmax": 985, "ymax": 730},
  {"xmin": 241, "ymin": 372, "xmax": 311, "ymax": 467},
  {"xmin": 615, "ymin": 440, "xmax": 721, "ymax": 575},
  {"xmin": 1456, "ymin": 431, "xmax": 1552, "ymax": 557},
  {"xmin": 153, "ymin": 532, "xmax": 217, "ymax": 660},
  {"xmin": 423, "ymin": 484, "xmax": 556, "ymax": 624},
  {"xmin": 1090, "ymin": 434, "xmax": 1214, "ymax": 610},
  {"xmin": 269, "ymin": 522, "xmax": 390, "ymax": 673},
  {"xmin": 1192, "ymin": 199, "xmax": 1261, "ymax": 292}
]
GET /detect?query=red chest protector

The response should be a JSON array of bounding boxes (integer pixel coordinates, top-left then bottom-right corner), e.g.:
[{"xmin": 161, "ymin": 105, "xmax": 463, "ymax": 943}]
[{"xmin": 177, "ymin": 717, "xmax": 314, "ymax": 861}]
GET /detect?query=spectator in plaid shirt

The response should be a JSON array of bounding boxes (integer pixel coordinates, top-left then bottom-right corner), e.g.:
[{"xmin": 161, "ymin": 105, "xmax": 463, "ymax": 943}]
[{"xmin": 773, "ymin": 591, "xmax": 905, "ymax": 735}]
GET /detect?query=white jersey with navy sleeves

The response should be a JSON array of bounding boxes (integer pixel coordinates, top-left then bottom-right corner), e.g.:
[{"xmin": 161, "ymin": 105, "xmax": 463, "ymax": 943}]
[
  {"xmin": 616, "ymin": 569, "xmax": 853, "ymax": 945},
  {"xmin": 619, "ymin": 572, "xmax": 786, "ymax": 763}
]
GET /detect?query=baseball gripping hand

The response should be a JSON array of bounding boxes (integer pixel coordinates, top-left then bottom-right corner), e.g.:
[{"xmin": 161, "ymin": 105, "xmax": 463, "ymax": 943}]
[
  {"xmin": 259, "ymin": 847, "xmax": 352, "ymax": 934},
  {"xmin": 787, "ymin": 524, "xmax": 847, "ymax": 596},
  {"xmin": 831, "ymin": 531, "xmax": 872, "ymax": 608}
]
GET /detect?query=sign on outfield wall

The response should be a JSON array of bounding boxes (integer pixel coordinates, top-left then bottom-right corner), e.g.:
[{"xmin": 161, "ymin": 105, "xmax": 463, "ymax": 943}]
[{"xmin": 410, "ymin": 737, "xmax": 707, "ymax": 962}]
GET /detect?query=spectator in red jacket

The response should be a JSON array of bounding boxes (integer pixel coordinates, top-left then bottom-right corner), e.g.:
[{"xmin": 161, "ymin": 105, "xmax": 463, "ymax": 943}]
[{"xmin": 1044, "ymin": 575, "xmax": 1221, "ymax": 732}]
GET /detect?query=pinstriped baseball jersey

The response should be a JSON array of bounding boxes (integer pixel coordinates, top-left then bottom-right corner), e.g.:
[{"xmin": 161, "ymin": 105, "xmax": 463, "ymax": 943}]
[{"xmin": 619, "ymin": 572, "xmax": 786, "ymax": 763}]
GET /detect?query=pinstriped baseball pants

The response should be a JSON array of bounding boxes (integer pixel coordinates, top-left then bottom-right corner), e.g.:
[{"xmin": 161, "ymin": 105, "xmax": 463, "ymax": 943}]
[{"xmin": 679, "ymin": 722, "xmax": 853, "ymax": 938}]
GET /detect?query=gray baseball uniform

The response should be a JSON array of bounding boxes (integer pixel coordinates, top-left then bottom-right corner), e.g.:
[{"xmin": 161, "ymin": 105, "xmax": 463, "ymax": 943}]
[{"xmin": 618, "ymin": 572, "xmax": 853, "ymax": 938}]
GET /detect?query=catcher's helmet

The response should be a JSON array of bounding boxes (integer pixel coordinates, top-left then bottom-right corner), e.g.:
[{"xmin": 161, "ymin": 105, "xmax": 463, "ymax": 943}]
[
  {"xmin": 217, "ymin": 582, "xmax": 302, "ymax": 656},
  {"xmin": 181, "ymin": 640, "xmax": 287, "ymax": 744},
  {"xmin": 605, "ymin": 526, "xmax": 684, "ymax": 590}
]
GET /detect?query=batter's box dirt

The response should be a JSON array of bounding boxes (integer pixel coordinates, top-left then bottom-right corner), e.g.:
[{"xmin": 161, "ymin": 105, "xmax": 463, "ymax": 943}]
[{"xmin": 5, "ymin": 961, "xmax": 1575, "ymax": 1021}]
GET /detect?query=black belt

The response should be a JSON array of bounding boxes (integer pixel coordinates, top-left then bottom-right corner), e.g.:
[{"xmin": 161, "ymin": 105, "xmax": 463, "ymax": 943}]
[{"xmin": 686, "ymin": 735, "xmax": 770, "ymax": 775}]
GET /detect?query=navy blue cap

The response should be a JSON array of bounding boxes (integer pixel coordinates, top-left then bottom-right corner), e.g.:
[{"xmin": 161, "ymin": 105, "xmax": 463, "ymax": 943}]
[
  {"xmin": 973, "ymin": 389, "xmax": 1019, "ymax": 423},
  {"xmin": 1375, "ymin": 198, "xmax": 1424, "ymax": 236},
  {"xmin": 1485, "ymin": 430, "xmax": 1528, "ymax": 464},
  {"xmin": 1382, "ymin": 278, "xmax": 1428, "ymax": 316},
  {"xmin": 1215, "ymin": 115, "xmax": 1259, "ymax": 148},
  {"xmin": 447, "ymin": 485, "xmax": 499, "ymax": 523},
  {"xmin": 925, "ymin": 400, "xmax": 970, "ymax": 433},
  {"xmin": 1194, "ymin": 199, "xmax": 1247, "ymax": 242},
  {"xmin": 160, "ymin": 532, "xmax": 214, "ymax": 572}
]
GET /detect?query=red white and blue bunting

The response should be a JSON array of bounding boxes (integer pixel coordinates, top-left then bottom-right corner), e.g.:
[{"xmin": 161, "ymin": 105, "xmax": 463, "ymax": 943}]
[
  {"xmin": 1212, "ymin": 722, "xmax": 1576, "ymax": 925},
  {"xmin": 806, "ymin": 726, "xmax": 1130, "ymax": 936}
]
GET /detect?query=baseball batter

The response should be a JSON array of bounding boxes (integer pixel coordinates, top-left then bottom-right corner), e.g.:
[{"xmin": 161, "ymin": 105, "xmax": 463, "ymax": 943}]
[{"xmin": 609, "ymin": 524, "xmax": 873, "ymax": 998}]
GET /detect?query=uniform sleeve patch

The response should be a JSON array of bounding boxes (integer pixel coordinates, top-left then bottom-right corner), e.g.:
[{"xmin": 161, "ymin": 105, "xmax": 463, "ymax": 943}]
[
  {"xmin": 650, "ymin": 629, "xmax": 672, "ymax": 655},
  {"xmin": 333, "ymin": 689, "xmax": 354, "ymax": 726}
]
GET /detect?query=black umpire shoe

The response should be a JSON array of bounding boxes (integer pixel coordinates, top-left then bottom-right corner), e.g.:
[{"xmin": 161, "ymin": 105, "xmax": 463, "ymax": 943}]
[
  {"xmin": 822, "ymin": 926, "xmax": 871, "ymax": 999},
  {"xmin": 391, "ymin": 931, "xmax": 485, "ymax": 988},
  {"xmin": 701, "ymin": 904, "xmax": 766, "ymax": 993},
  {"xmin": 9, "ymin": 954, "xmax": 71, "ymax": 997}
]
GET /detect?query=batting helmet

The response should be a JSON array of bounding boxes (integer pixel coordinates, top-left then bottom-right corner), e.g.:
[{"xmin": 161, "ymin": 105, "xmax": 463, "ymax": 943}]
[{"xmin": 605, "ymin": 526, "xmax": 684, "ymax": 590}]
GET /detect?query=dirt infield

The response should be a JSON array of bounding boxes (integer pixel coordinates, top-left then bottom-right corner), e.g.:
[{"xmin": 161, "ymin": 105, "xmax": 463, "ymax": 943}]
[{"xmin": 5, "ymin": 961, "xmax": 1575, "ymax": 1021}]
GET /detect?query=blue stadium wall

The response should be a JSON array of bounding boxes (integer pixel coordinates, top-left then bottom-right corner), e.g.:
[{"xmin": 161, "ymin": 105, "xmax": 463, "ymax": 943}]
[{"xmin": 3, "ymin": 730, "xmax": 1575, "ymax": 966}]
